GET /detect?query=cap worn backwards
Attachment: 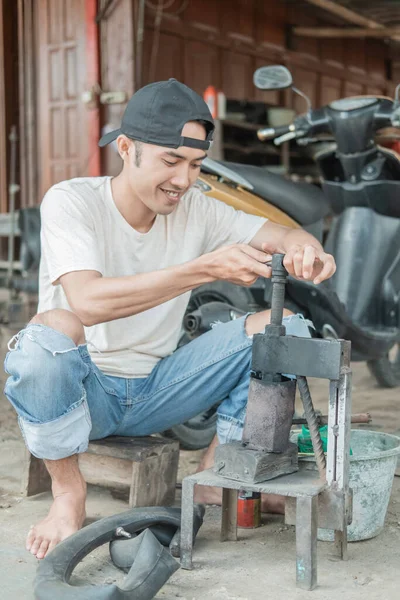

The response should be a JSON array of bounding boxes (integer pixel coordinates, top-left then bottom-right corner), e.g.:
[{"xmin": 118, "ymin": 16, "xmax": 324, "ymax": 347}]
[{"xmin": 98, "ymin": 79, "xmax": 215, "ymax": 151}]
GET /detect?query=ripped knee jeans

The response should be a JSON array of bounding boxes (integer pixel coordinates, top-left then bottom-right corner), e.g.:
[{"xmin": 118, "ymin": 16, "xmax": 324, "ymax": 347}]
[{"xmin": 3, "ymin": 314, "xmax": 313, "ymax": 460}]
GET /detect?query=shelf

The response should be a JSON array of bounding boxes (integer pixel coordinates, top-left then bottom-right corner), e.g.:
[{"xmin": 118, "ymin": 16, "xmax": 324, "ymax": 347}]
[
  {"xmin": 223, "ymin": 142, "xmax": 280, "ymax": 156},
  {"xmin": 221, "ymin": 119, "xmax": 261, "ymax": 132}
]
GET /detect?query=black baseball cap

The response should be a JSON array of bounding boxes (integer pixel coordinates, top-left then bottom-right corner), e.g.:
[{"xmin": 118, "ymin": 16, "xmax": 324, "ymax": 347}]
[{"xmin": 98, "ymin": 78, "xmax": 215, "ymax": 151}]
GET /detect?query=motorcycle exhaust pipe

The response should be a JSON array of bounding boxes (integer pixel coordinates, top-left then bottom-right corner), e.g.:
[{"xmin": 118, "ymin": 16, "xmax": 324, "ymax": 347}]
[{"xmin": 183, "ymin": 301, "xmax": 246, "ymax": 335}]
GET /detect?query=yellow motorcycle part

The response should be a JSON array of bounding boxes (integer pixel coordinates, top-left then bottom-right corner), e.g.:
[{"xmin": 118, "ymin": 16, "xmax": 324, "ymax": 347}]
[{"xmin": 198, "ymin": 172, "xmax": 299, "ymax": 229}]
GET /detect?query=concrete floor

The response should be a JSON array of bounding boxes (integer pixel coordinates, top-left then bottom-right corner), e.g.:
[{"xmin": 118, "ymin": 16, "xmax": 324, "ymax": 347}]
[
  {"xmin": 0, "ymin": 321, "xmax": 399, "ymax": 599},
  {"xmin": 0, "ymin": 464, "xmax": 399, "ymax": 600}
]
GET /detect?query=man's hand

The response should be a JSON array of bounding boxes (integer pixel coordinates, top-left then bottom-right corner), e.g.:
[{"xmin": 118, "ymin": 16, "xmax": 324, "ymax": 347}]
[
  {"xmin": 250, "ymin": 221, "xmax": 336, "ymax": 285},
  {"xmin": 201, "ymin": 244, "xmax": 272, "ymax": 286},
  {"xmin": 263, "ymin": 242, "xmax": 336, "ymax": 285}
]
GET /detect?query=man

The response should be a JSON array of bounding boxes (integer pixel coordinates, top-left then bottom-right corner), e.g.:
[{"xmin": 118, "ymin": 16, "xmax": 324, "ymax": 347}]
[{"xmin": 4, "ymin": 79, "xmax": 335, "ymax": 560}]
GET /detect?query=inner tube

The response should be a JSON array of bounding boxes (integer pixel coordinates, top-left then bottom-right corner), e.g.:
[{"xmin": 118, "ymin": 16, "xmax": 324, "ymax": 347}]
[{"xmin": 34, "ymin": 505, "xmax": 205, "ymax": 600}]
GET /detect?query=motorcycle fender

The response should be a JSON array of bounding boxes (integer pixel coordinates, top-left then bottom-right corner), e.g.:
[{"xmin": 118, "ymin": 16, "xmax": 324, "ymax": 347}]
[{"xmin": 197, "ymin": 172, "xmax": 299, "ymax": 228}]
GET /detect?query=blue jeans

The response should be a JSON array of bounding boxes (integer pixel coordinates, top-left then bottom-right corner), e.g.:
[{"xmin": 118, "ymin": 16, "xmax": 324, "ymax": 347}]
[{"xmin": 3, "ymin": 314, "xmax": 312, "ymax": 460}]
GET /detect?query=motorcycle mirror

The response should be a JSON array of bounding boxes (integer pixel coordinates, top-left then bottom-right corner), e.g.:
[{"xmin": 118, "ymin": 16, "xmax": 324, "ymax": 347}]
[
  {"xmin": 395, "ymin": 83, "xmax": 400, "ymax": 105},
  {"xmin": 391, "ymin": 84, "xmax": 400, "ymax": 125},
  {"xmin": 253, "ymin": 65, "xmax": 293, "ymax": 90}
]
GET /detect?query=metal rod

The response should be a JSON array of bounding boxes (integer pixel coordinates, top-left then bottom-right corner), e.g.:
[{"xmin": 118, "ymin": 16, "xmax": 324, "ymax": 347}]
[
  {"xmin": 292, "ymin": 412, "xmax": 371, "ymax": 426},
  {"xmin": 270, "ymin": 283, "xmax": 285, "ymax": 325},
  {"xmin": 7, "ymin": 126, "xmax": 19, "ymax": 288},
  {"xmin": 297, "ymin": 376, "xmax": 327, "ymax": 481},
  {"xmin": 270, "ymin": 253, "xmax": 287, "ymax": 326}
]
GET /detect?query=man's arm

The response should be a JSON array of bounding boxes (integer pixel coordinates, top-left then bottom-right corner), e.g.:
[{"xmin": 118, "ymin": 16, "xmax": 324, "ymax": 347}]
[
  {"xmin": 250, "ymin": 220, "xmax": 336, "ymax": 284},
  {"xmin": 60, "ymin": 244, "xmax": 273, "ymax": 327}
]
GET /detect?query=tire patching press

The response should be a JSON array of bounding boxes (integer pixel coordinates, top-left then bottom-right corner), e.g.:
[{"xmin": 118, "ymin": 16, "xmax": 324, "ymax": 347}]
[{"xmin": 213, "ymin": 254, "xmax": 299, "ymax": 483}]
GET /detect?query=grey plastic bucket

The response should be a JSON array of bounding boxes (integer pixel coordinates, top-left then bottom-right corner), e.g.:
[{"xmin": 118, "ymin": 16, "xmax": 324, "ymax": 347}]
[{"xmin": 302, "ymin": 430, "xmax": 400, "ymax": 542}]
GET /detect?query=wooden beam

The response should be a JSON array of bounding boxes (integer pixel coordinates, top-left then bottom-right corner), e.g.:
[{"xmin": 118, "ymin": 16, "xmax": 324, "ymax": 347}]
[
  {"xmin": 0, "ymin": 0, "xmax": 7, "ymax": 213},
  {"xmin": 0, "ymin": 0, "xmax": 19, "ymax": 214},
  {"xmin": 303, "ymin": 0, "xmax": 400, "ymax": 42},
  {"xmin": 294, "ymin": 26, "xmax": 400, "ymax": 39},
  {"xmin": 18, "ymin": 0, "xmax": 38, "ymax": 207},
  {"xmin": 85, "ymin": 0, "xmax": 101, "ymax": 177},
  {"xmin": 303, "ymin": 0, "xmax": 380, "ymax": 29}
]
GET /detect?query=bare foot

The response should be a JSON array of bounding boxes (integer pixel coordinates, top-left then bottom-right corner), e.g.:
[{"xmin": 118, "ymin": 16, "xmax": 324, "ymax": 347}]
[
  {"xmin": 26, "ymin": 490, "xmax": 86, "ymax": 559},
  {"xmin": 194, "ymin": 485, "xmax": 284, "ymax": 514},
  {"xmin": 194, "ymin": 484, "xmax": 222, "ymax": 506},
  {"xmin": 260, "ymin": 493, "xmax": 285, "ymax": 514}
]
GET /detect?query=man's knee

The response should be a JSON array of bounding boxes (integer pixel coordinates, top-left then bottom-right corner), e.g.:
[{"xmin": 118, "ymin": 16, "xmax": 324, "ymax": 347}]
[
  {"xmin": 5, "ymin": 309, "xmax": 90, "ymax": 426},
  {"xmin": 30, "ymin": 309, "xmax": 85, "ymax": 346},
  {"xmin": 245, "ymin": 308, "xmax": 294, "ymax": 336}
]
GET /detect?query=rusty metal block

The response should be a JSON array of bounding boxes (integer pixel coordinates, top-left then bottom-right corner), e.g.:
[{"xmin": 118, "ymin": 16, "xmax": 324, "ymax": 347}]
[
  {"xmin": 214, "ymin": 441, "xmax": 298, "ymax": 484},
  {"xmin": 242, "ymin": 378, "xmax": 296, "ymax": 452}
]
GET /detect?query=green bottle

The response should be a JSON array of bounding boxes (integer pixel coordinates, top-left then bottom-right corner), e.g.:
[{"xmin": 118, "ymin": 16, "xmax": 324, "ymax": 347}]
[
  {"xmin": 297, "ymin": 424, "xmax": 352, "ymax": 455},
  {"xmin": 297, "ymin": 424, "xmax": 328, "ymax": 454}
]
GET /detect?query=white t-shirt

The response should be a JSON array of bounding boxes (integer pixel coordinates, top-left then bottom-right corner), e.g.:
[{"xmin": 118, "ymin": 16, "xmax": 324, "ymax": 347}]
[{"xmin": 38, "ymin": 176, "xmax": 266, "ymax": 378}]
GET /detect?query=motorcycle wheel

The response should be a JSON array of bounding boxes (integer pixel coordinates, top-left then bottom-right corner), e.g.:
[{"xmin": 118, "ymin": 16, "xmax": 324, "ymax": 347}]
[
  {"xmin": 162, "ymin": 282, "xmax": 257, "ymax": 450},
  {"xmin": 367, "ymin": 343, "xmax": 400, "ymax": 388}
]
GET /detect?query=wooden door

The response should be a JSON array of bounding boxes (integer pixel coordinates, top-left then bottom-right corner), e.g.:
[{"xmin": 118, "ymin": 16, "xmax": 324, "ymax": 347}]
[
  {"xmin": 36, "ymin": 0, "xmax": 100, "ymax": 199},
  {"xmin": 320, "ymin": 76, "xmax": 342, "ymax": 107},
  {"xmin": 0, "ymin": 0, "xmax": 8, "ymax": 212},
  {"xmin": 0, "ymin": 0, "xmax": 19, "ymax": 213},
  {"xmin": 97, "ymin": 0, "xmax": 135, "ymax": 177}
]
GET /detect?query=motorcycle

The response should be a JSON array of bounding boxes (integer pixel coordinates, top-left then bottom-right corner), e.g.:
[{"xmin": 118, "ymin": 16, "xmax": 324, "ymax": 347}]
[{"xmin": 165, "ymin": 65, "xmax": 400, "ymax": 450}]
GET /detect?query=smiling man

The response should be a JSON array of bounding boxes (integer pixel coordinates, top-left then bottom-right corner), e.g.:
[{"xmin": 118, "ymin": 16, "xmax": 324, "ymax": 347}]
[{"xmin": 4, "ymin": 79, "xmax": 336, "ymax": 560}]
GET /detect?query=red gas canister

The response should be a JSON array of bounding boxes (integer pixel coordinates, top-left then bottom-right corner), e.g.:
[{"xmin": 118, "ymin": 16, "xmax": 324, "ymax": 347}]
[{"xmin": 237, "ymin": 489, "xmax": 261, "ymax": 528}]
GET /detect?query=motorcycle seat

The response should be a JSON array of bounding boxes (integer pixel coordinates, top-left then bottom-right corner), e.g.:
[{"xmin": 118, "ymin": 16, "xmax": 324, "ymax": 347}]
[{"xmin": 202, "ymin": 158, "xmax": 330, "ymax": 226}]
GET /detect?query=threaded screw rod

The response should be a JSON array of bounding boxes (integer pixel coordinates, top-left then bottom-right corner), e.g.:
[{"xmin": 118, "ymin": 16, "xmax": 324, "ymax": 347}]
[{"xmin": 297, "ymin": 375, "xmax": 327, "ymax": 480}]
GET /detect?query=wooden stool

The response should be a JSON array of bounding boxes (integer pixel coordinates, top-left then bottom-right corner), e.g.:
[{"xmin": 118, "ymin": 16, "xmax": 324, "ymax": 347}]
[{"xmin": 22, "ymin": 435, "xmax": 180, "ymax": 508}]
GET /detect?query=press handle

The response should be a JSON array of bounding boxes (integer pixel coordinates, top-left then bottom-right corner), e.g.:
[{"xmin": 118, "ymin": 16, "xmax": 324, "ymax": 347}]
[{"xmin": 270, "ymin": 253, "xmax": 288, "ymax": 327}]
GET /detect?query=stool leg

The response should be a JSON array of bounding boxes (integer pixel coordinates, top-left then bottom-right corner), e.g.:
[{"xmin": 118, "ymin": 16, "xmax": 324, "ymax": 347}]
[
  {"xmin": 180, "ymin": 478, "xmax": 195, "ymax": 570},
  {"xmin": 21, "ymin": 449, "xmax": 51, "ymax": 497},
  {"xmin": 221, "ymin": 488, "xmax": 238, "ymax": 542},
  {"xmin": 335, "ymin": 526, "xmax": 348, "ymax": 560},
  {"xmin": 296, "ymin": 496, "xmax": 318, "ymax": 590}
]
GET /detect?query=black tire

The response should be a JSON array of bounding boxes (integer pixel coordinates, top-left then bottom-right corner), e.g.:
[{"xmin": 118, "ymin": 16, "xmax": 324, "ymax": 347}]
[
  {"xmin": 162, "ymin": 407, "xmax": 219, "ymax": 450},
  {"xmin": 367, "ymin": 343, "xmax": 400, "ymax": 388},
  {"xmin": 186, "ymin": 281, "xmax": 259, "ymax": 314},
  {"xmin": 163, "ymin": 282, "xmax": 257, "ymax": 450}
]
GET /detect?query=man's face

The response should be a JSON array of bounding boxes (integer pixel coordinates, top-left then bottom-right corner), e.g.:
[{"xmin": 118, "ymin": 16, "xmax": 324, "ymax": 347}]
[{"xmin": 121, "ymin": 121, "xmax": 207, "ymax": 215}]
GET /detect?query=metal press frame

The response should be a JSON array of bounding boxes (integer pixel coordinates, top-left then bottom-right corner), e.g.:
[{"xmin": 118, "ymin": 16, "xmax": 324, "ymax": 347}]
[{"xmin": 180, "ymin": 337, "xmax": 352, "ymax": 590}]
